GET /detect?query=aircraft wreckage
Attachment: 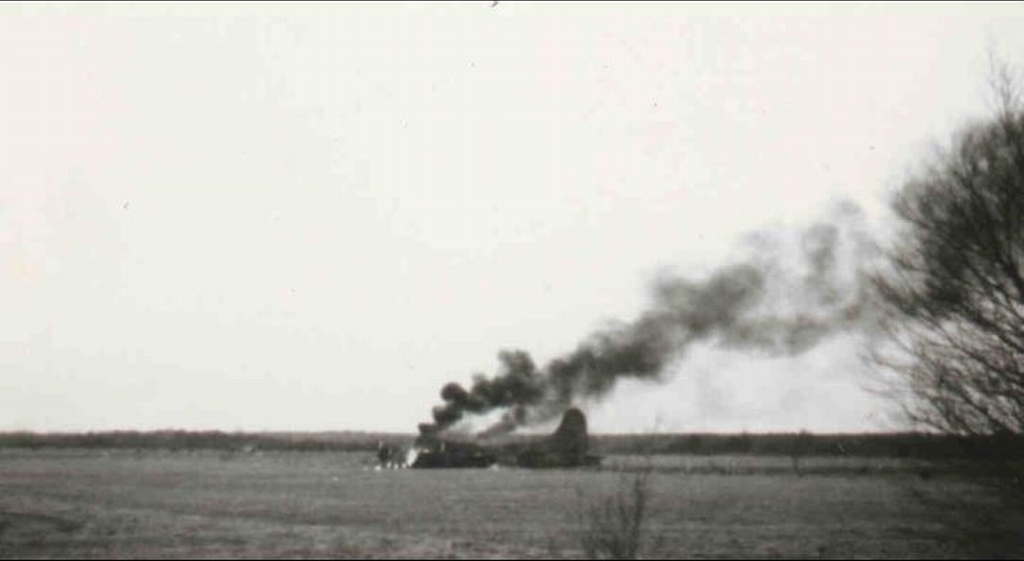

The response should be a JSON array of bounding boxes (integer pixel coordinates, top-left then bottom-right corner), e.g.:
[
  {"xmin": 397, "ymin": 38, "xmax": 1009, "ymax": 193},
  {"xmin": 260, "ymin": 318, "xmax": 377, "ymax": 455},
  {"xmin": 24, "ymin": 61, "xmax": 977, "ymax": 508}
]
[{"xmin": 375, "ymin": 408, "xmax": 602, "ymax": 469}]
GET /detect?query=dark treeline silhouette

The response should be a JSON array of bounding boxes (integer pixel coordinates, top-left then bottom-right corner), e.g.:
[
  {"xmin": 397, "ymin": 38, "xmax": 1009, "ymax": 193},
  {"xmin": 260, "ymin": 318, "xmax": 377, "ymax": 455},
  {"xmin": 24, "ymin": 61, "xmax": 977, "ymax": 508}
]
[
  {"xmin": 2, "ymin": 430, "xmax": 1021, "ymax": 460},
  {"xmin": 591, "ymin": 432, "xmax": 1024, "ymax": 460},
  {"xmin": 0, "ymin": 430, "xmax": 410, "ymax": 453}
]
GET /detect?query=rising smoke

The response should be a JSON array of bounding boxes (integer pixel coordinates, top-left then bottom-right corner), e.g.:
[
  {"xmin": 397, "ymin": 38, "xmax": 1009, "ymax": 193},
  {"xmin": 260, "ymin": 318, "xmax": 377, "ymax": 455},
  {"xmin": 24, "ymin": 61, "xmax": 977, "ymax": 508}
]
[{"xmin": 420, "ymin": 201, "xmax": 881, "ymax": 436}]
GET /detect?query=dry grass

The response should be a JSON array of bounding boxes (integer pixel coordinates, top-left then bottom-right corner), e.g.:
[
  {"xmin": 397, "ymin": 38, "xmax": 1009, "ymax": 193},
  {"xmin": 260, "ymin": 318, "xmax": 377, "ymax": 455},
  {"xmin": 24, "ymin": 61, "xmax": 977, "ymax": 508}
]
[{"xmin": 0, "ymin": 449, "xmax": 1022, "ymax": 558}]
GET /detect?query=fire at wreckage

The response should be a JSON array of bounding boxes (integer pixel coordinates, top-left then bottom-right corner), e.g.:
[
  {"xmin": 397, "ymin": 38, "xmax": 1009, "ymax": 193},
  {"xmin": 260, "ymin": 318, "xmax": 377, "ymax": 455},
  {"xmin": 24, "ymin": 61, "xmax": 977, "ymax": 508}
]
[{"xmin": 375, "ymin": 408, "xmax": 602, "ymax": 469}]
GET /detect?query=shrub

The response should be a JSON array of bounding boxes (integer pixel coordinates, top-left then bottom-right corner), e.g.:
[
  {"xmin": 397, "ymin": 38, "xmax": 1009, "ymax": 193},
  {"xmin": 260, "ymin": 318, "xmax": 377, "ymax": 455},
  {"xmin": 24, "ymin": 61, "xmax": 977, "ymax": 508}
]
[{"xmin": 577, "ymin": 469, "xmax": 652, "ymax": 559}]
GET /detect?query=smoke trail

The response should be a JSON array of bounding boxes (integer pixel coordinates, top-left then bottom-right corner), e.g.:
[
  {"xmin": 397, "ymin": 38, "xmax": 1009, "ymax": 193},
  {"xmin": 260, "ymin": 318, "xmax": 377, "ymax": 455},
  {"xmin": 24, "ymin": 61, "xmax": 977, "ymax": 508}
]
[{"xmin": 420, "ymin": 201, "xmax": 880, "ymax": 435}]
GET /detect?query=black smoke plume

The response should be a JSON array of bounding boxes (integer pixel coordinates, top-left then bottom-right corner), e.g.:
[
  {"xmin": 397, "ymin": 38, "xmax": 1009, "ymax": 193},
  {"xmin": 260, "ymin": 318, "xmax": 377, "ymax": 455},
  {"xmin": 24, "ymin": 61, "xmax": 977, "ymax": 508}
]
[{"xmin": 420, "ymin": 201, "xmax": 880, "ymax": 435}]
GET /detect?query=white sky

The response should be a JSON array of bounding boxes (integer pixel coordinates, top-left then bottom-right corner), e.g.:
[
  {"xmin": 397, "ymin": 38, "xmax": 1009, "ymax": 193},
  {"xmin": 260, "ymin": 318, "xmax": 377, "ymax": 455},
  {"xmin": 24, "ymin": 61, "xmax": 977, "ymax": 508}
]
[{"xmin": 3, "ymin": 2, "xmax": 1024, "ymax": 433}]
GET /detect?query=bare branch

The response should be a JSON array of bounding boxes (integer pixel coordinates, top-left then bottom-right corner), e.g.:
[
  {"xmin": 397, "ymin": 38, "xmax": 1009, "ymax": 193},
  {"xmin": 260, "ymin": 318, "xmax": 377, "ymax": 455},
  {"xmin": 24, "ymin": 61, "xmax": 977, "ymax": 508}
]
[{"xmin": 872, "ymin": 67, "xmax": 1024, "ymax": 437}]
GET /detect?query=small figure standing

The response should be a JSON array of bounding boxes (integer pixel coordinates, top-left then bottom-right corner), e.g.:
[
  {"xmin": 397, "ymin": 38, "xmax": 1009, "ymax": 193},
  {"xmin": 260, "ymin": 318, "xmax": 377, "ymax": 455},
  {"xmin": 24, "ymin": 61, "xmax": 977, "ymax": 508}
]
[{"xmin": 377, "ymin": 440, "xmax": 391, "ymax": 467}]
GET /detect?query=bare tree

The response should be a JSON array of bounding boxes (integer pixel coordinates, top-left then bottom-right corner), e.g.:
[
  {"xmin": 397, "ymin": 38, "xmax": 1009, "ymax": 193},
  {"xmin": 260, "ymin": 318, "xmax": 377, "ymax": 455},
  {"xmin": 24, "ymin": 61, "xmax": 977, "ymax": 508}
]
[{"xmin": 872, "ymin": 66, "xmax": 1024, "ymax": 437}]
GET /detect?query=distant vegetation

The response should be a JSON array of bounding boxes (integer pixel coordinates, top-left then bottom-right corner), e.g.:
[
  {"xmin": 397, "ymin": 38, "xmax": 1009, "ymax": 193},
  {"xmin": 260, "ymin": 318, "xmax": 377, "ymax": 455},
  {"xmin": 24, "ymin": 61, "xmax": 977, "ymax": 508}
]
[
  {"xmin": 2, "ymin": 430, "xmax": 1022, "ymax": 460},
  {"xmin": 0, "ymin": 430, "xmax": 408, "ymax": 453},
  {"xmin": 591, "ymin": 432, "xmax": 1024, "ymax": 459}
]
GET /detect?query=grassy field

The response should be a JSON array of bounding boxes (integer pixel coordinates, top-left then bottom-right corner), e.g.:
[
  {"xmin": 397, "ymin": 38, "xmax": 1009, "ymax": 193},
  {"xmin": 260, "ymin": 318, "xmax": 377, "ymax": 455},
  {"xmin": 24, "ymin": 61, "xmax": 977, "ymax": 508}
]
[{"xmin": 1, "ymin": 449, "xmax": 1022, "ymax": 558}]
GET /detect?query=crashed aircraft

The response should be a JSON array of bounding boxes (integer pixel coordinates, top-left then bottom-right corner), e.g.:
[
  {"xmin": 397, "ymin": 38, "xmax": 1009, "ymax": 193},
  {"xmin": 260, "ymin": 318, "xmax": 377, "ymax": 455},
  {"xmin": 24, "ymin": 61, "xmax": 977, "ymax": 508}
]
[{"xmin": 407, "ymin": 407, "xmax": 601, "ymax": 469}]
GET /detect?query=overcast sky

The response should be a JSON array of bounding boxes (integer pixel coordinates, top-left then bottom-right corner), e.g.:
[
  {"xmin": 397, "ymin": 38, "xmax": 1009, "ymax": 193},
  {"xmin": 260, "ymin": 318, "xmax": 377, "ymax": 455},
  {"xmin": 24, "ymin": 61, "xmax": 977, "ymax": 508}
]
[{"xmin": 3, "ymin": 2, "xmax": 1024, "ymax": 433}]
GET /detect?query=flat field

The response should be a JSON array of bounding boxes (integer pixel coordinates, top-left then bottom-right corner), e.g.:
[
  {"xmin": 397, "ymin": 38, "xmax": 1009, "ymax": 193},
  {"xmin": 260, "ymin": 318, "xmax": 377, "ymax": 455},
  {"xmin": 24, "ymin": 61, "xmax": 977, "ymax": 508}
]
[{"xmin": 1, "ymin": 449, "xmax": 1022, "ymax": 558}]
